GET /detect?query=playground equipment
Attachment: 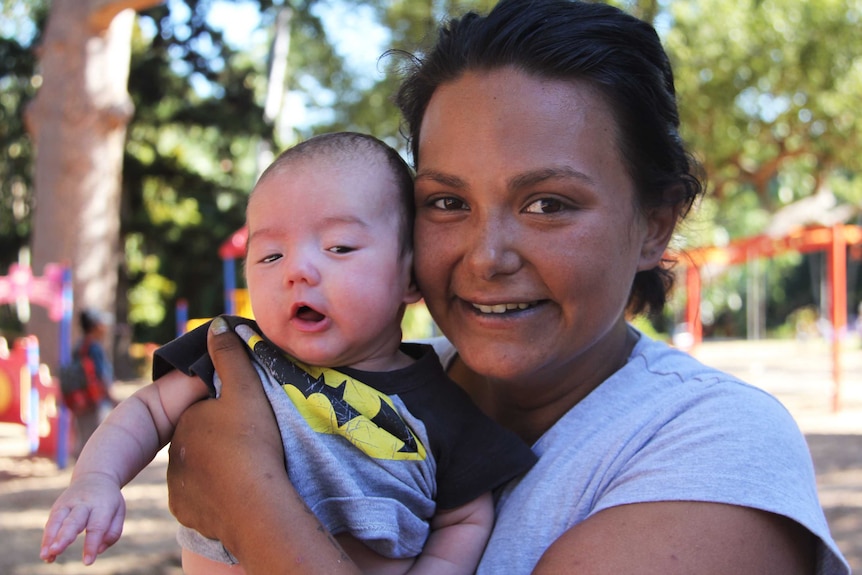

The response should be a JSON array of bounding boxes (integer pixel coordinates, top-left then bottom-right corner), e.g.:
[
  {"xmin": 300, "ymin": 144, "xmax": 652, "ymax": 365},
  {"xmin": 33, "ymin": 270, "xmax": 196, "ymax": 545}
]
[
  {"xmin": 176, "ymin": 226, "xmax": 253, "ymax": 335},
  {"xmin": 0, "ymin": 261, "xmax": 74, "ymax": 468},
  {"xmin": 218, "ymin": 225, "xmax": 251, "ymax": 317},
  {"xmin": 679, "ymin": 223, "xmax": 862, "ymax": 412}
]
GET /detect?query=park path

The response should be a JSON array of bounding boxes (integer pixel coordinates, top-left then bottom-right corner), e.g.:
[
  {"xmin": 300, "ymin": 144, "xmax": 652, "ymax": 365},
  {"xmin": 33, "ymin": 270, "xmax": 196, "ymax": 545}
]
[{"xmin": 1, "ymin": 337, "xmax": 860, "ymax": 574}]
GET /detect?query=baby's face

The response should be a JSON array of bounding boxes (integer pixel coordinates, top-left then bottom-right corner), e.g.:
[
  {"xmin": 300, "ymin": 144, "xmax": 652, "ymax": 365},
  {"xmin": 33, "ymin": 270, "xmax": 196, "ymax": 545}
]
[{"xmin": 244, "ymin": 154, "xmax": 418, "ymax": 371}]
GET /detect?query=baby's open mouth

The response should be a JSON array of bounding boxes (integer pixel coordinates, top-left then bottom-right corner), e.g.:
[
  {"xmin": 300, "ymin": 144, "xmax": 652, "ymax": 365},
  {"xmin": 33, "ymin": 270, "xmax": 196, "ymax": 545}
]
[{"xmin": 296, "ymin": 305, "xmax": 326, "ymax": 322}]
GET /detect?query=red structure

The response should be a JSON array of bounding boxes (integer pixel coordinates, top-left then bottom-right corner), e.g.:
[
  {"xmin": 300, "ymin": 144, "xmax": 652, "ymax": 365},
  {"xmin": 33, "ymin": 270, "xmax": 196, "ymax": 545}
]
[
  {"xmin": 679, "ymin": 223, "xmax": 862, "ymax": 411},
  {"xmin": 0, "ymin": 262, "xmax": 74, "ymax": 467}
]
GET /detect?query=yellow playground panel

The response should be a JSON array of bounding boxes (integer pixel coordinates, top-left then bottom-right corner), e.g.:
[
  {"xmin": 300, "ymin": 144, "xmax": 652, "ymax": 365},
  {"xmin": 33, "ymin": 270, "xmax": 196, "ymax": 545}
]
[{"xmin": 184, "ymin": 289, "xmax": 254, "ymax": 333}]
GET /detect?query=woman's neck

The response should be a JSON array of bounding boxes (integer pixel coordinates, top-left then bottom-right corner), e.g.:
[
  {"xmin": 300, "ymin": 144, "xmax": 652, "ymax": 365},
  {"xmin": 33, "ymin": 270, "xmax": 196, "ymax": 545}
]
[{"xmin": 448, "ymin": 325, "xmax": 639, "ymax": 445}]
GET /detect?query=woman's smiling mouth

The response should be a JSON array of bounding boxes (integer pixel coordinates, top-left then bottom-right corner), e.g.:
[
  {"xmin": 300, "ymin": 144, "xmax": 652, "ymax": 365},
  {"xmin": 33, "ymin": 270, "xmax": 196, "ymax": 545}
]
[{"xmin": 471, "ymin": 301, "xmax": 539, "ymax": 314}]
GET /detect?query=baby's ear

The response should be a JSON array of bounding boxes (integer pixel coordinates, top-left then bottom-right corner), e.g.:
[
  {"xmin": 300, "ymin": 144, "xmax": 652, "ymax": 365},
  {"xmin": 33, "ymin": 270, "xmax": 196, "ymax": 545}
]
[{"xmin": 404, "ymin": 269, "xmax": 422, "ymax": 305}]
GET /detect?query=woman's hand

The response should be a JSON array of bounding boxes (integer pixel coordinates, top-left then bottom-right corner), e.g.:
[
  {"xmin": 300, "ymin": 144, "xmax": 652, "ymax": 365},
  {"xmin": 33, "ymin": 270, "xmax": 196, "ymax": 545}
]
[
  {"xmin": 167, "ymin": 317, "xmax": 284, "ymax": 540},
  {"xmin": 166, "ymin": 316, "xmax": 360, "ymax": 574}
]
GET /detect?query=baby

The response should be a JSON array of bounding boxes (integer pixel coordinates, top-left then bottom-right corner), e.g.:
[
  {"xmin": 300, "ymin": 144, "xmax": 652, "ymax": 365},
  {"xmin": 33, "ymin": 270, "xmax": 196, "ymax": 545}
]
[{"xmin": 41, "ymin": 132, "xmax": 536, "ymax": 574}]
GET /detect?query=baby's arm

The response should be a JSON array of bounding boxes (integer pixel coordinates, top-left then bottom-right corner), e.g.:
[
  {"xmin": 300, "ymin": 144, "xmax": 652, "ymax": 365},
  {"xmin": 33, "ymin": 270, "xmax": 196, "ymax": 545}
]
[
  {"xmin": 409, "ymin": 491, "xmax": 494, "ymax": 575},
  {"xmin": 40, "ymin": 369, "xmax": 209, "ymax": 565}
]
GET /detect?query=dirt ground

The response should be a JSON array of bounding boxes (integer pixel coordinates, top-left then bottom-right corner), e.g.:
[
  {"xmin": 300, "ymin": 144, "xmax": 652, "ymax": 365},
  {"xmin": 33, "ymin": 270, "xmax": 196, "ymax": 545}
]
[{"xmin": 1, "ymin": 337, "xmax": 860, "ymax": 574}]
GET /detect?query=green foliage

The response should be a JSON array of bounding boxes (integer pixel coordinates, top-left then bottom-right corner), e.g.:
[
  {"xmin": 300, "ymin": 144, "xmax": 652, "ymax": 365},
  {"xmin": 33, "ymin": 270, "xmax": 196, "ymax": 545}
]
[
  {"xmin": 2, "ymin": 0, "xmax": 859, "ymax": 345},
  {"xmin": 659, "ymin": 0, "xmax": 862, "ymax": 336},
  {"xmin": 665, "ymin": 0, "xmax": 862, "ymax": 208},
  {"xmin": 0, "ymin": 0, "xmax": 45, "ymax": 265}
]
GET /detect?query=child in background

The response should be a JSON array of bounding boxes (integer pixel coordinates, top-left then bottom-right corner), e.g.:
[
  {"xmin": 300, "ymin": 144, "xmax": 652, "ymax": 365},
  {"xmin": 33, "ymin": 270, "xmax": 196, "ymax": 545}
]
[
  {"xmin": 70, "ymin": 308, "xmax": 118, "ymax": 456},
  {"xmin": 41, "ymin": 132, "xmax": 536, "ymax": 574}
]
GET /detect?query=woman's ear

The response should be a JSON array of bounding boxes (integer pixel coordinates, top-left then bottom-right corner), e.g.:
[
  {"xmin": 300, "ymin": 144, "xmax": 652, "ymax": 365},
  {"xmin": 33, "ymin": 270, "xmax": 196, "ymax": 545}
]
[{"xmin": 638, "ymin": 200, "xmax": 682, "ymax": 271}]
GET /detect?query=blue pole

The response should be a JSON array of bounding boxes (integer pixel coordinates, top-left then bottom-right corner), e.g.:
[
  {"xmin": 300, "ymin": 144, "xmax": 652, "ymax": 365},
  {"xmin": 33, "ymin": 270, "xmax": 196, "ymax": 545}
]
[
  {"xmin": 224, "ymin": 258, "xmax": 236, "ymax": 315},
  {"xmin": 176, "ymin": 299, "xmax": 188, "ymax": 337},
  {"xmin": 56, "ymin": 265, "xmax": 73, "ymax": 468}
]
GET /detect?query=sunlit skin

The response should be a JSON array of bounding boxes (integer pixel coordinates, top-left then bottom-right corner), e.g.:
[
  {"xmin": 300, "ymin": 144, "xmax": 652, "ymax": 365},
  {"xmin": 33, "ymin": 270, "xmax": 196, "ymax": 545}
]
[
  {"xmin": 246, "ymin": 153, "xmax": 420, "ymax": 372},
  {"xmin": 414, "ymin": 68, "xmax": 674, "ymax": 442}
]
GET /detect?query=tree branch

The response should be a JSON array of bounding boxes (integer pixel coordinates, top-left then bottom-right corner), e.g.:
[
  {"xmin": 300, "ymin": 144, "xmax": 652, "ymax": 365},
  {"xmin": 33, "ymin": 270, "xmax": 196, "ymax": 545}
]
[{"xmin": 89, "ymin": 0, "xmax": 164, "ymax": 32}]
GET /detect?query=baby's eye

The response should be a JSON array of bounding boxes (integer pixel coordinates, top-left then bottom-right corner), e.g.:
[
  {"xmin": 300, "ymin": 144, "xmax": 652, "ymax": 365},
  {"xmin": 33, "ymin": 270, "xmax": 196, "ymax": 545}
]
[
  {"xmin": 328, "ymin": 246, "xmax": 355, "ymax": 254},
  {"xmin": 431, "ymin": 197, "xmax": 468, "ymax": 211},
  {"xmin": 524, "ymin": 198, "xmax": 567, "ymax": 214},
  {"xmin": 261, "ymin": 253, "xmax": 282, "ymax": 263}
]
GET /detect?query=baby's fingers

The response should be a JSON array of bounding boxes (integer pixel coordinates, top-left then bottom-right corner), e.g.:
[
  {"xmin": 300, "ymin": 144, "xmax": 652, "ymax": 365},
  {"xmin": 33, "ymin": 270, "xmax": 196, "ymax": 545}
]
[
  {"xmin": 81, "ymin": 505, "xmax": 125, "ymax": 565},
  {"xmin": 40, "ymin": 505, "xmax": 87, "ymax": 562}
]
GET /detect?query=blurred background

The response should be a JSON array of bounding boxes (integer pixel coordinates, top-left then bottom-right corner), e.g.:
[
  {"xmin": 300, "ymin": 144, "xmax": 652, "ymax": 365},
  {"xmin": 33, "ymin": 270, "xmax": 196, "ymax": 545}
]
[{"xmin": 1, "ymin": 2, "xmax": 861, "ymax": 573}]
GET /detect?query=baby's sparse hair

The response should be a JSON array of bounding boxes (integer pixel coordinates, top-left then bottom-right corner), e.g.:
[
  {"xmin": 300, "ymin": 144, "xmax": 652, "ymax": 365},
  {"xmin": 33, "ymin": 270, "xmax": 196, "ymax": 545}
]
[{"xmin": 253, "ymin": 132, "xmax": 415, "ymax": 254}]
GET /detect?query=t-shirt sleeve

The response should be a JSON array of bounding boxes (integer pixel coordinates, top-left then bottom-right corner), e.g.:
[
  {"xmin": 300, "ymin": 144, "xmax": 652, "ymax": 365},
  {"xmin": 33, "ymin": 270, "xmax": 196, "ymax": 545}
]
[
  {"xmin": 590, "ymin": 380, "xmax": 832, "ymax": 553},
  {"xmin": 152, "ymin": 319, "xmax": 216, "ymax": 393},
  {"xmin": 588, "ymin": 379, "xmax": 847, "ymax": 573},
  {"xmin": 416, "ymin": 381, "xmax": 537, "ymax": 510}
]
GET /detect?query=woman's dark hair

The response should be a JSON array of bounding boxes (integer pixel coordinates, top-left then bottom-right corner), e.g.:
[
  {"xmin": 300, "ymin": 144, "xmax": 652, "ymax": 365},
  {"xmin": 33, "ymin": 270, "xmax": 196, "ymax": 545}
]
[{"xmin": 394, "ymin": 0, "xmax": 705, "ymax": 315}]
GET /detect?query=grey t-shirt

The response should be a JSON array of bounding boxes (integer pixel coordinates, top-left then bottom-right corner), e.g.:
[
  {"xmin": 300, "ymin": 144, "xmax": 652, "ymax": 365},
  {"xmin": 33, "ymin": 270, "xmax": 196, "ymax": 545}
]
[{"xmin": 431, "ymin": 330, "xmax": 850, "ymax": 574}]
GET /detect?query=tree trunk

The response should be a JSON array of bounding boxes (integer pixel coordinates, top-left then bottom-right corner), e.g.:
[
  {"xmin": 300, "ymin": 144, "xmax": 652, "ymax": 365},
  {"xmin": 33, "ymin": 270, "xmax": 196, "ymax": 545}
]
[{"xmin": 25, "ymin": 0, "xmax": 162, "ymax": 372}]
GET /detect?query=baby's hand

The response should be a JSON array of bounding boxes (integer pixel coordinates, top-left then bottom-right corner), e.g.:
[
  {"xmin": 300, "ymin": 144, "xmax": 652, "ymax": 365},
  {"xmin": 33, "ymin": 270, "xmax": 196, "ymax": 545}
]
[{"xmin": 40, "ymin": 472, "xmax": 126, "ymax": 565}]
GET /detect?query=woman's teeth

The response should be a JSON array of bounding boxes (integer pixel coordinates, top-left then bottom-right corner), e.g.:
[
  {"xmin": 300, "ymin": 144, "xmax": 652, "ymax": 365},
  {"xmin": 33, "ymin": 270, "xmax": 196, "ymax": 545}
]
[{"xmin": 472, "ymin": 302, "xmax": 534, "ymax": 314}]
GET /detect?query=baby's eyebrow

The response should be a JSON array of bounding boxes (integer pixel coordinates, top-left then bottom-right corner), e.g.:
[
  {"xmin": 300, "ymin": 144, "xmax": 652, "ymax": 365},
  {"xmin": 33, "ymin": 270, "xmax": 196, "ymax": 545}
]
[{"xmin": 320, "ymin": 214, "xmax": 369, "ymax": 226}]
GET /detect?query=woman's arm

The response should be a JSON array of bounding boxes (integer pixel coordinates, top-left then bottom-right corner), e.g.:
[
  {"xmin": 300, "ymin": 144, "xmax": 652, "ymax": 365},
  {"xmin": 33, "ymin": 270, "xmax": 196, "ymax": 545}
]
[
  {"xmin": 533, "ymin": 500, "xmax": 815, "ymax": 574},
  {"xmin": 166, "ymin": 316, "xmax": 361, "ymax": 575}
]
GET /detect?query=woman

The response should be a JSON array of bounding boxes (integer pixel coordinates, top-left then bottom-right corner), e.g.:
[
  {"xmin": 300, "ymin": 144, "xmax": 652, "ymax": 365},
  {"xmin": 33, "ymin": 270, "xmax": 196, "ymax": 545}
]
[{"xmin": 166, "ymin": 1, "xmax": 849, "ymax": 573}]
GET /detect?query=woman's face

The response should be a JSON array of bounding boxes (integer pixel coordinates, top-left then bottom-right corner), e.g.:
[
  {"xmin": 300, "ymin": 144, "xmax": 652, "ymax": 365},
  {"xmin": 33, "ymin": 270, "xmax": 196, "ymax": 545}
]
[{"xmin": 414, "ymin": 67, "xmax": 669, "ymax": 387}]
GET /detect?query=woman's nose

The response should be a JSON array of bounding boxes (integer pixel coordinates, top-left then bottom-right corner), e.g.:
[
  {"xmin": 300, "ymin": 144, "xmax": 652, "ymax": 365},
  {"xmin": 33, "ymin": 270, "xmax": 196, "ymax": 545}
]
[{"xmin": 465, "ymin": 215, "xmax": 522, "ymax": 280}]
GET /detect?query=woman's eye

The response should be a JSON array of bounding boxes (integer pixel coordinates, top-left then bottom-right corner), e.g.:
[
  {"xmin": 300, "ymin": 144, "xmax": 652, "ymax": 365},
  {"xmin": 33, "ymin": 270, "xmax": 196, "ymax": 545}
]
[
  {"xmin": 431, "ymin": 197, "xmax": 468, "ymax": 211},
  {"xmin": 524, "ymin": 198, "xmax": 566, "ymax": 214}
]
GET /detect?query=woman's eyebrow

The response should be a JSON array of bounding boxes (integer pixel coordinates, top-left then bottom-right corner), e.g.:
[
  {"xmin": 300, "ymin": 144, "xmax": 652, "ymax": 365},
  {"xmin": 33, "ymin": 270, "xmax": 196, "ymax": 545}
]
[
  {"xmin": 416, "ymin": 166, "xmax": 595, "ymax": 191},
  {"xmin": 509, "ymin": 166, "xmax": 595, "ymax": 190},
  {"xmin": 415, "ymin": 169, "xmax": 467, "ymax": 189}
]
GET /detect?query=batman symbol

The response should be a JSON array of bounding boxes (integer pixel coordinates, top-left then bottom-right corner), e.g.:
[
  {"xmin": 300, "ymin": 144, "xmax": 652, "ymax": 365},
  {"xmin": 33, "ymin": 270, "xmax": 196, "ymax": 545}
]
[{"xmin": 234, "ymin": 323, "xmax": 426, "ymax": 461}]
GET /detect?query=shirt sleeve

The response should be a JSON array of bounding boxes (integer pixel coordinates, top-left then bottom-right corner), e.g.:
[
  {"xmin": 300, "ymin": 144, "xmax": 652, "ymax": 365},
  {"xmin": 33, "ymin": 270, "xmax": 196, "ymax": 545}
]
[
  {"xmin": 152, "ymin": 319, "xmax": 216, "ymax": 392},
  {"xmin": 404, "ymin": 374, "xmax": 537, "ymax": 510}
]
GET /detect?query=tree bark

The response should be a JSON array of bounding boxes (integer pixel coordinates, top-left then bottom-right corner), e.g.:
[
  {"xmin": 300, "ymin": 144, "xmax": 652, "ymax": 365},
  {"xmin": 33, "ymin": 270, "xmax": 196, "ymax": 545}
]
[{"xmin": 25, "ymin": 0, "xmax": 162, "ymax": 371}]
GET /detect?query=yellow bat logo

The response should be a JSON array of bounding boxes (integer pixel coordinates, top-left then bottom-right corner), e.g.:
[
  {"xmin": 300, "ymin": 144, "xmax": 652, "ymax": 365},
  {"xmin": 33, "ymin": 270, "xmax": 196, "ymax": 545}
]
[{"xmin": 236, "ymin": 325, "xmax": 427, "ymax": 461}]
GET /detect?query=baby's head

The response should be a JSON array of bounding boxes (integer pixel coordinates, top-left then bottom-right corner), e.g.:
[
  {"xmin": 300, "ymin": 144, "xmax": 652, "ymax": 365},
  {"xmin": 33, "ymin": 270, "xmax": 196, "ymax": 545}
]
[
  {"xmin": 245, "ymin": 132, "xmax": 420, "ymax": 370},
  {"xmin": 254, "ymin": 132, "xmax": 415, "ymax": 256}
]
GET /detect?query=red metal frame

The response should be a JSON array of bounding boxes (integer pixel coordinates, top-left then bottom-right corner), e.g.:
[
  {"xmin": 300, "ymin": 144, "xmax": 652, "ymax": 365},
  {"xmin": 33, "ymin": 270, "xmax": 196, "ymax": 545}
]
[{"xmin": 679, "ymin": 224, "xmax": 862, "ymax": 411}]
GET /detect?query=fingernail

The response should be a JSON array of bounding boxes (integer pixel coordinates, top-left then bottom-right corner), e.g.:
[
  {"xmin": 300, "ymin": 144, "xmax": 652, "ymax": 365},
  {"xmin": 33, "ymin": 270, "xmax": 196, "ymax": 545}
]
[{"xmin": 211, "ymin": 316, "xmax": 228, "ymax": 335}]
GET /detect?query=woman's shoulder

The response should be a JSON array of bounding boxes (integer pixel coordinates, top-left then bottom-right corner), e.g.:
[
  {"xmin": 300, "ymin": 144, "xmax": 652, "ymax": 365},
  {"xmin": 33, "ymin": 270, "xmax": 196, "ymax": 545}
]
[{"xmin": 626, "ymin": 330, "xmax": 787, "ymax": 412}]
